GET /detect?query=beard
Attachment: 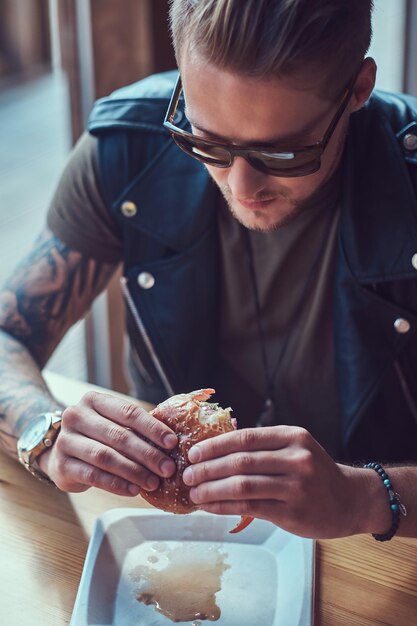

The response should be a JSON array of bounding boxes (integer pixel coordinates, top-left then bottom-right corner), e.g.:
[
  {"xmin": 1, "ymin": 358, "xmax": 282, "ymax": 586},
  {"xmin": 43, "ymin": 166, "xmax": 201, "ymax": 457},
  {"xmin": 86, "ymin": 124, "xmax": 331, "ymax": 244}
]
[
  {"xmin": 222, "ymin": 187, "xmax": 303, "ymax": 231},
  {"xmin": 207, "ymin": 153, "xmax": 343, "ymax": 232}
]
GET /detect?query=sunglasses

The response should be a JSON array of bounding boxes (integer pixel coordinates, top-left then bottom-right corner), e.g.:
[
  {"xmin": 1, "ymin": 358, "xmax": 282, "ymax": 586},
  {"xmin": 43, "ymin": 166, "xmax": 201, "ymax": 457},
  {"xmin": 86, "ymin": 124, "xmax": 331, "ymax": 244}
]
[{"xmin": 163, "ymin": 74, "xmax": 357, "ymax": 178}]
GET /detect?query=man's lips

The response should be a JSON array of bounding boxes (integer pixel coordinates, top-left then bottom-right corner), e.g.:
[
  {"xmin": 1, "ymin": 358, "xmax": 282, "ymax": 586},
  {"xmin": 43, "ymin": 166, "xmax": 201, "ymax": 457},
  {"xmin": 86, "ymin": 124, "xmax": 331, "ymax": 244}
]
[{"xmin": 237, "ymin": 197, "xmax": 278, "ymax": 210}]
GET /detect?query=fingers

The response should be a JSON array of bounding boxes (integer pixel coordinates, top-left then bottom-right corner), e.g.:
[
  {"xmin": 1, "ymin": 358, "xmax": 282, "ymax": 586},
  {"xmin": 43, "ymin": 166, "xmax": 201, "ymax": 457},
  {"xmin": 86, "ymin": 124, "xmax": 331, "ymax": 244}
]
[
  {"xmin": 56, "ymin": 431, "xmax": 162, "ymax": 492},
  {"xmin": 53, "ymin": 456, "xmax": 142, "ymax": 497},
  {"xmin": 183, "ymin": 450, "xmax": 284, "ymax": 486},
  {"xmin": 184, "ymin": 435, "xmax": 316, "ymax": 487},
  {"xmin": 46, "ymin": 392, "xmax": 181, "ymax": 497},
  {"xmin": 188, "ymin": 425, "xmax": 306, "ymax": 463},
  {"xmin": 63, "ymin": 406, "xmax": 176, "ymax": 479},
  {"xmin": 188, "ymin": 475, "xmax": 286, "ymax": 505},
  {"xmin": 78, "ymin": 392, "xmax": 178, "ymax": 449}
]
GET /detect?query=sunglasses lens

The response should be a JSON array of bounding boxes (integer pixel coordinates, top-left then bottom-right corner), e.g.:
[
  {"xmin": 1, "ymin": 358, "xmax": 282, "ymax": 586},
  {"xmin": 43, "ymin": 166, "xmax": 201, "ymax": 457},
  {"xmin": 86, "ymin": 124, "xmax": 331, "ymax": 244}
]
[
  {"xmin": 170, "ymin": 129, "xmax": 321, "ymax": 177},
  {"xmin": 173, "ymin": 135, "xmax": 231, "ymax": 166},
  {"xmin": 248, "ymin": 148, "xmax": 321, "ymax": 177}
]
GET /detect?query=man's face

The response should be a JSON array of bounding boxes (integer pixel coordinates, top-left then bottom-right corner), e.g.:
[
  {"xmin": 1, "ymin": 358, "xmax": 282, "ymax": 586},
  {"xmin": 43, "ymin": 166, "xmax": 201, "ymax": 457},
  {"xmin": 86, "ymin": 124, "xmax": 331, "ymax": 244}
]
[{"xmin": 181, "ymin": 57, "xmax": 355, "ymax": 231}]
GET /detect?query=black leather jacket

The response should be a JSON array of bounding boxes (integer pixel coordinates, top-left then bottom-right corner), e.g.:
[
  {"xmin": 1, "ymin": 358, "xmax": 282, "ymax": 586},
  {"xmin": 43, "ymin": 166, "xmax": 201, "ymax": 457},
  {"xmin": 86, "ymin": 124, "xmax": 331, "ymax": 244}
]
[{"xmin": 89, "ymin": 71, "xmax": 417, "ymax": 462}]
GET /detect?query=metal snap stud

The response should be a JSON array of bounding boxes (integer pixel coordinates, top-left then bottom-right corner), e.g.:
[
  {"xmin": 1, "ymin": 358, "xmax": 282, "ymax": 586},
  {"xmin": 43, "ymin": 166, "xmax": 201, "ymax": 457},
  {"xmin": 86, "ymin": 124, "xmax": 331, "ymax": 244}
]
[
  {"xmin": 403, "ymin": 133, "xmax": 417, "ymax": 151},
  {"xmin": 394, "ymin": 318, "xmax": 410, "ymax": 334},
  {"xmin": 137, "ymin": 272, "xmax": 155, "ymax": 289},
  {"xmin": 121, "ymin": 201, "xmax": 137, "ymax": 218}
]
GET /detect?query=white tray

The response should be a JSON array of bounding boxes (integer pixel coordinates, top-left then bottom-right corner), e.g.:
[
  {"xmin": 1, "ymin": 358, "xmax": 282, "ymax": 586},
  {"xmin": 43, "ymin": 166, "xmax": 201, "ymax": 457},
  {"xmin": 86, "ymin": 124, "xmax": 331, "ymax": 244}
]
[{"xmin": 70, "ymin": 508, "xmax": 315, "ymax": 626}]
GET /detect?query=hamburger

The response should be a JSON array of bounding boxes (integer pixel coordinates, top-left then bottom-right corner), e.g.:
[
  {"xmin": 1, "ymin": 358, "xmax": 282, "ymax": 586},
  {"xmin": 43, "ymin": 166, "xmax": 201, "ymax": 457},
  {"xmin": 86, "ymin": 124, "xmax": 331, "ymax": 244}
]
[
  {"xmin": 139, "ymin": 388, "xmax": 254, "ymax": 534},
  {"xmin": 139, "ymin": 388, "xmax": 234, "ymax": 514}
]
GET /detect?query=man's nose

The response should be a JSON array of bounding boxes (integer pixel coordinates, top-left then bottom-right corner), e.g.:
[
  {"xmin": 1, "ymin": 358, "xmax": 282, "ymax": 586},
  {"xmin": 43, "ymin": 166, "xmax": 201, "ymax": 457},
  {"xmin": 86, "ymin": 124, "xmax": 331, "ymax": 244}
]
[{"xmin": 227, "ymin": 156, "xmax": 268, "ymax": 199}]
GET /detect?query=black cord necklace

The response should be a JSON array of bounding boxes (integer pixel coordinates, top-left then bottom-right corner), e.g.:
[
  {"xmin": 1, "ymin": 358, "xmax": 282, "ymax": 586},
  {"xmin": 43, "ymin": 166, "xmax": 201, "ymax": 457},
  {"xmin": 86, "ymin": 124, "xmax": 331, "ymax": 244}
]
[{"xmin": 242, "ymin": 209, "xmax": 336, "ymax": 427}]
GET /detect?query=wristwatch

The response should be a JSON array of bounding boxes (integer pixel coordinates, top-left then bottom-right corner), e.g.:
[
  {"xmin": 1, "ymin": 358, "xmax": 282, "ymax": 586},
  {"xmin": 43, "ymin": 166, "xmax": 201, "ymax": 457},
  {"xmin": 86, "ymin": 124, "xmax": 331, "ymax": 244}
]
[{"xmin": 17, "ymin": 410, "xmax": 63, "ymax": 485}]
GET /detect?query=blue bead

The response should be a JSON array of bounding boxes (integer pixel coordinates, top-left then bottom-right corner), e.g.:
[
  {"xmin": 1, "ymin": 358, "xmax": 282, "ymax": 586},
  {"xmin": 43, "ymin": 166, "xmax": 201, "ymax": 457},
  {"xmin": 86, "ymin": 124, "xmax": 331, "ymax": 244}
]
[
  {"xmin": 383, "ymin": 479, "xmax": 391, "ymax": 487},
  {"xmin": 391, "ymin": 503, "xmax": 399, "ymax": 511}
]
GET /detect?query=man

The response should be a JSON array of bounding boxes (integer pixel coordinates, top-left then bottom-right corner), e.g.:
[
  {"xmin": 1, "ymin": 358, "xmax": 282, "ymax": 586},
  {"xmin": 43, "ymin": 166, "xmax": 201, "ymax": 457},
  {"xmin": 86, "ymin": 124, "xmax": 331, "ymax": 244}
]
[{"xmin": 1, "ymin": 0, "xmax": 417, "ymax": 540}]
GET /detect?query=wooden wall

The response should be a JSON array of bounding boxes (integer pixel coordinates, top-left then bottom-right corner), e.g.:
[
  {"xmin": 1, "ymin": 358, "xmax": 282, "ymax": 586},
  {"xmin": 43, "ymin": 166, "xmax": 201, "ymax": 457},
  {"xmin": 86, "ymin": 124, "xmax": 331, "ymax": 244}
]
[
  {"xmin": 90, "ymin": 0, "xmax": 153, "ymax": 99},
  {"xmin": 90, "ymin": 0, "xmax": 175, "ymax": 98},
  {"xmin": 58, "ymin": 0, "xmax": 175, "ymax": 142},
  {"xmin": 0, "ymin": 0, "xmax": 51, "ymax": 82},
  {"xmin": 57, "ymin": 0, "xmax": 176, "ymax": 392}
]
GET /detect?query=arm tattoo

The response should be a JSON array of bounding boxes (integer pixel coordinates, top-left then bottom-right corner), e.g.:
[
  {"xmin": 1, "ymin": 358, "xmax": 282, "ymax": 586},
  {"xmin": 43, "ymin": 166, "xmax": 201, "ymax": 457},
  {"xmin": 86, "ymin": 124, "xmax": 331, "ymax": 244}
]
[
  {"xmin": 0, "ymin": 228, "xmax": 119, "ymax": 458},
  {"xmin": 0, "ymin": 228, "xmax": 118, "ymax": 365}
]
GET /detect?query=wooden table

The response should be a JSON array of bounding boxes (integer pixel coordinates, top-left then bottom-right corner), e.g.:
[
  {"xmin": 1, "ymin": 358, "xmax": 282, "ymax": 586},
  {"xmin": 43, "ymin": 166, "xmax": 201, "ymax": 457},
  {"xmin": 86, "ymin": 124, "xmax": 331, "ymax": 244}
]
[{"xmin": 1, "ymin": 371, "xmax": 417, "ymax": 625}]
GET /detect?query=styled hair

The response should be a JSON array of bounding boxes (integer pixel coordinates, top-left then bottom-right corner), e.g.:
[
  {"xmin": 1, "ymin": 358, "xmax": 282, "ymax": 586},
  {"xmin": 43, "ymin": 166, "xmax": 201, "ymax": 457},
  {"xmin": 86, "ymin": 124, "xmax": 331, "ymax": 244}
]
[{"xmin": 169, "ymin": 0, "xmax": 374, "ymax": 99}]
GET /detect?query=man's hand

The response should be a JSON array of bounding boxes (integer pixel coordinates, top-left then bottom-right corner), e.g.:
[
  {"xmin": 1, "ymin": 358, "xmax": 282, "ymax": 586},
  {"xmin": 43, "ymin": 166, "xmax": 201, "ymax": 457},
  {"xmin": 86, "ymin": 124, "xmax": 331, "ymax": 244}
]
[
  {"xmin": 39, "ymin": 391, "xmax": 178, "ymax": 497},
  {"xmin": 182, "ymin": 425, "xmax": 388, "ymax": 539}
]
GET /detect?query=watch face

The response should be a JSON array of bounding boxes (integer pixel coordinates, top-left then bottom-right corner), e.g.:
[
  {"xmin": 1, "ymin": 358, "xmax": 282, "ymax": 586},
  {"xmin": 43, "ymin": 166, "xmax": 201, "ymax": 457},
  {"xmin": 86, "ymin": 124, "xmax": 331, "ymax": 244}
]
[{"xmin": 19, "ymin": 414, "xmax": 51, "ymax": 451}]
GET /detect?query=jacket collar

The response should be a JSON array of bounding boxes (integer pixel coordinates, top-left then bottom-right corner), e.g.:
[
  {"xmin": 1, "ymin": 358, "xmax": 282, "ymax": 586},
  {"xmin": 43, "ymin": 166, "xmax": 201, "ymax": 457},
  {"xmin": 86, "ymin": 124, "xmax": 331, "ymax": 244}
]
[
  {"xmin": 335, "ymin": 94, "xmax": 417, "ymax": 444},
  {"xmin": 113, "ymin": 103, "xmax": 218, "ymax": 252},
  {"xmin": 340, "ymin": 94, "xmax": 417, "ymax": 284}
]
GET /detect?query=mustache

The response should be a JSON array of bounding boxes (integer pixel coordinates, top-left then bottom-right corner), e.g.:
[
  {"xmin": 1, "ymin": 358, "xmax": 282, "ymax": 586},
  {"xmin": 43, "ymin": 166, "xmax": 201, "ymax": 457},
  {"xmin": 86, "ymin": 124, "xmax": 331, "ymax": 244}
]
[
  {"xmin": 217, "ymin": 182, "xmax": 293, "ymax": 203},
  {"xmin": 203, "ymin": 162, "xmax": 294, "ymax": 202}
]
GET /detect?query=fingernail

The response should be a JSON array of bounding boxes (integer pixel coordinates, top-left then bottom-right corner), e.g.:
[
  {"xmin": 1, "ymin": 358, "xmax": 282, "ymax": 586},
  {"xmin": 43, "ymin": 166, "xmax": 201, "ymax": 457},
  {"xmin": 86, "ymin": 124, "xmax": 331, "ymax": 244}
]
[
  {"xmin": 128, "ymin": 484, "xmax": 140, "ymax": 496},
  {"xmin": 188, "ymin": 445, "xmax": 201, "ymax": 463},
  {"xmin": 183, "ymin": 466, "xmax": 193, "ymax": 485},
  {"xmin": 160, "ymin": 458, "xmax": 175, "ymax": 477},
  {"xmin": 163, "ymin": 433, "xmax": 177, "ymax": 448},
  {"xmin": 189, "ymin": 486, "xmax": 199, "ymax": 503},
  {"xmin": 146, "ymin": 475, "xmax": 159, "ymax": 491}
]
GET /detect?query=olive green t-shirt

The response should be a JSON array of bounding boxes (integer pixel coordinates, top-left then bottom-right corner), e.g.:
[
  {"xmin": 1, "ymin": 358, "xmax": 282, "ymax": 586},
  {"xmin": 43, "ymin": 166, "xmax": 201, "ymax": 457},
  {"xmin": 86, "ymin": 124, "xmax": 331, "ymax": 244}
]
[{"xmin": 47, "ymin": 132, "xmax": 342, "ymax": 458}]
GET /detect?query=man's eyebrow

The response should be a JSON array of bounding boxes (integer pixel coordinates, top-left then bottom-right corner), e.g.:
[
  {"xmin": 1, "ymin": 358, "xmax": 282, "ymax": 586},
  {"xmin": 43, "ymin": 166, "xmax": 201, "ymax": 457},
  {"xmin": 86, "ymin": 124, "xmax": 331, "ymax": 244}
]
[{"xmin": 184, "ymin": 106, "xmax": 332, "ymax": 146}]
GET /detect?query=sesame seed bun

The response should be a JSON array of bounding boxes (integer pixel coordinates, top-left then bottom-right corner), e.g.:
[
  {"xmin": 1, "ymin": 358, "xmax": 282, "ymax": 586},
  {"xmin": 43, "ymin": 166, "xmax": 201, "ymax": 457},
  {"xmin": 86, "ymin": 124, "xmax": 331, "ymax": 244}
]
[{"xmin": 139, "ymin": 389, "xmax": 233, "ymax": 514}]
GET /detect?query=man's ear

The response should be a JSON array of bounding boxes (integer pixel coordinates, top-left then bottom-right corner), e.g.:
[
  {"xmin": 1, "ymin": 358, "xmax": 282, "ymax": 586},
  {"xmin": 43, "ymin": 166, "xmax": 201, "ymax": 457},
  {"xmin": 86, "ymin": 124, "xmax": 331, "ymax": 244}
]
[{"xmin": 350, "ymin": 57, "xmax": 377, "ymax": 112}]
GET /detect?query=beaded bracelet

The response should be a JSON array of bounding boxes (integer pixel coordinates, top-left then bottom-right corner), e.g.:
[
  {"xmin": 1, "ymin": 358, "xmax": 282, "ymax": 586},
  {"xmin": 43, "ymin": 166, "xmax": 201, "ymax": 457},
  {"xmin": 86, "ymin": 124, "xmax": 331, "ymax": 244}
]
[{"xmin": 363, "ymin": 462, "xmax": 407, "ymax": 541}]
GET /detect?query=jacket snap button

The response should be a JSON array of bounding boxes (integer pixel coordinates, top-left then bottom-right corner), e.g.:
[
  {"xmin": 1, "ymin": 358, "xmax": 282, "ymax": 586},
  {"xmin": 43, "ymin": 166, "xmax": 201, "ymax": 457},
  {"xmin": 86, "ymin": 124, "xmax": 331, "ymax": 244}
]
[
  {"xmin": 137, "ymin": 272, "xmax": 155, "ymax": 289},
  {"xmin": 394, "ymin": 318, "xmax": 410, "ymax": 334},
  {"xmin": 121, "ymin": 201, "xmax": 137, "ymax": 217},
  {"xmin": 412, "ymin": 253, "xmax": 417, "ymax": 270},
  {"xmin": 403, "ymin": 133, "xmax": 417, "ymax": 151}
]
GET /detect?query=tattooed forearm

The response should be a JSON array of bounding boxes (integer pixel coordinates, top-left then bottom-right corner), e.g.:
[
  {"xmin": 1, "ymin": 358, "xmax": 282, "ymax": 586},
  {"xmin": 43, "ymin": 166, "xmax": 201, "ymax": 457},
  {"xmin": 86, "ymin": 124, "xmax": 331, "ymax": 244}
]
[
  {"xmin": 0, "ymin": 227, "xmax": 118, "ymax": 366},
  {"xmin": 0, "ymin": 331, "xmax": 62, "ymax": 457},
  {"xmin": 0, "ymin": 227, "xmax": 119, "ymax": 459}
]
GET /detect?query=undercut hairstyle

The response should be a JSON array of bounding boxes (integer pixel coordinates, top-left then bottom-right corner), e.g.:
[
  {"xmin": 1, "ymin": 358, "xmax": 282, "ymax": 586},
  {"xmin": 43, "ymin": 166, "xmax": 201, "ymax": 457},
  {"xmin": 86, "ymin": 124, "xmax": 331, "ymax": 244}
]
[{"xmin": 169, "ymin": 0, "xmax": 374, "ymax": 100}]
